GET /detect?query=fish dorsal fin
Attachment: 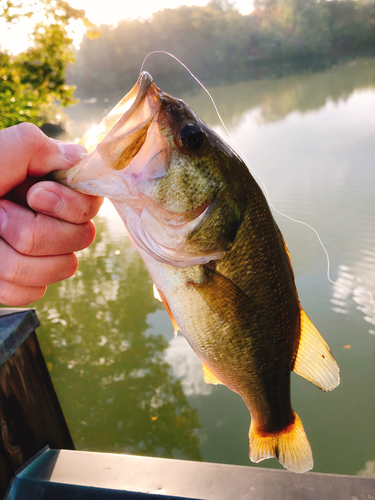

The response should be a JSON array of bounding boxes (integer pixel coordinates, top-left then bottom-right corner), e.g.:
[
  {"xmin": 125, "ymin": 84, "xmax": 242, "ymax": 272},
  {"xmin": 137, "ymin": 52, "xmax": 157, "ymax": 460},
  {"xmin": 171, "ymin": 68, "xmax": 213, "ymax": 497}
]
[
  {"xmin": 293, "ymin": 309, "xmax": 340, "ymax": 392},
  {"xmin": 201, "ymin": 361, "xmax": 224, "ymax": 385},
  {"xmin": 153, "ymin": 284, "xmax": 179, "ymax": 338}
]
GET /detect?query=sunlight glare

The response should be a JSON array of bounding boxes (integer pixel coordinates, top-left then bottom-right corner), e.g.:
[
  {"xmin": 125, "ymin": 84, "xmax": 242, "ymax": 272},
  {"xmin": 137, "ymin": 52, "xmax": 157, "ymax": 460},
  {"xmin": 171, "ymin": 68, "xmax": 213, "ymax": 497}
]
[
  {"xmin": 0, "ymin": 0, "xmax": 254, "ymax": 54},
  {"xmin": 0, "ymin": 17, "xmax": 30, "ymax": 54}
]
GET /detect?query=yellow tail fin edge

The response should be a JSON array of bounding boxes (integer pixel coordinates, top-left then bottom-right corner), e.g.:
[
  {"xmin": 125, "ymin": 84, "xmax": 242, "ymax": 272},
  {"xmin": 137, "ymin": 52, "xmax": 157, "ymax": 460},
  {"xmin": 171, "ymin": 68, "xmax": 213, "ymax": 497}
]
[{"xmin": 249, "ymin": 412, "xmax": 313, "ymax": 474}]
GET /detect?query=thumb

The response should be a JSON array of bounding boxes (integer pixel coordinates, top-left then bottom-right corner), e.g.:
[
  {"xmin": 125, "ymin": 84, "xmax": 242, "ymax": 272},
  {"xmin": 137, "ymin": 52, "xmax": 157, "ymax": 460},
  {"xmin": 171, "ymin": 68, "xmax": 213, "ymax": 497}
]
[{"xmin": 0, "ymin": 123, "xmax": 86, "ymax": 197}]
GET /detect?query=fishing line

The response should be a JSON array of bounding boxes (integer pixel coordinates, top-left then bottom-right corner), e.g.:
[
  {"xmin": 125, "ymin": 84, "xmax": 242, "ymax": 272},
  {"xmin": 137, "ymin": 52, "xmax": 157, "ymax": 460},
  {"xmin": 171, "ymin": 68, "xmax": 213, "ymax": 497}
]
[{"xmin": 140, "ymin": 51, "xmax": 375, "ymax": 316}]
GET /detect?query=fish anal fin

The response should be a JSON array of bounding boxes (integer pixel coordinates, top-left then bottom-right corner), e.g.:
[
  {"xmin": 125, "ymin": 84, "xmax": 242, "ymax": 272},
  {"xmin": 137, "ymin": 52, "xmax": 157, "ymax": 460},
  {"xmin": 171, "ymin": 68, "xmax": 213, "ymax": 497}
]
[
  {"xmin": 249, "ymin": 412, "xmax": 313, "ymax": 474},
  {"xmin": 202, "ymin": 362, "xmax": 224, "ymax": 385},
  {"xmin": 293, "ymin": 309, "xmax": 340, "ymax": 392},
  {"xmin": 154, "ymin": 285, "xmax": 179, "ymax": 338}
]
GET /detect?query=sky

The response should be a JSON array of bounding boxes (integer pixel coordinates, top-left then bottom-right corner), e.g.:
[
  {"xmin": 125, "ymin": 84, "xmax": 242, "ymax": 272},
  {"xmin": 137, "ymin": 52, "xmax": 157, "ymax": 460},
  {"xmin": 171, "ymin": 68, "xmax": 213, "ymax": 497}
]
[{"xmin": 0, "ymin": 0, "xmax": 254, "ymax": 55}]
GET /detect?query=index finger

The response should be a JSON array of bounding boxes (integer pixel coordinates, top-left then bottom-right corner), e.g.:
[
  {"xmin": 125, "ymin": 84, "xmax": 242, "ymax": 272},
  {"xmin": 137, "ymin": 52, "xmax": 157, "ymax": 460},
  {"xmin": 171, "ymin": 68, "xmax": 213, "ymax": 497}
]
[
  {"xmin": 27, "ymin": 181, "xmax": 103, "ymax": 223},
  {"xmin": 0, "ymin": 123, "xmax": 86, "ymax": 197}
]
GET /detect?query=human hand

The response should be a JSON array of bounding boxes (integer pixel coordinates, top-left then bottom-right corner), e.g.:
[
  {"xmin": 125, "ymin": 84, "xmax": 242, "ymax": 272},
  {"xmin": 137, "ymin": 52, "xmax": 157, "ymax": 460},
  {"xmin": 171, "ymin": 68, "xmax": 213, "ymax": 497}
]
[{"xmin": 0, "ymin": 123, "xmax": 103, "ymax": 306}]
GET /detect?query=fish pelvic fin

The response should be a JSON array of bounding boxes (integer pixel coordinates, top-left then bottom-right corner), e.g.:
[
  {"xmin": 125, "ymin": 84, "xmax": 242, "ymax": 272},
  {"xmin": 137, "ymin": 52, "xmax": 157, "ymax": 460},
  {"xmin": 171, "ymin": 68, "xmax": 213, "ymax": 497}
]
[
  {"xmin": 153, "ymin": 283, "xmax": 162, "ymax": 303},
  {"xmin": 153, "ymin": 285, "xmax": 179, "ymax": 338},
  {"xmin": 293, "ymin": 309, "xmax": 340, "ymax": 392},
  {"xmin": 249, "ymin": 412, "xmax": 313, "ymax": 474},
  {"xmin": 201, "ymin": 361, "xmax": 224, "ymax": 385}
]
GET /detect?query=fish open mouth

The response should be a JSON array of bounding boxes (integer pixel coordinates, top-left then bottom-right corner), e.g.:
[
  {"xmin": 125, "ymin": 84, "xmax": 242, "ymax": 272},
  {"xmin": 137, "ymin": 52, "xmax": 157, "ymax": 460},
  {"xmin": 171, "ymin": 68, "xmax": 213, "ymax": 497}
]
[
  {"xmin": 49, "ymin": 72, "xmax": 161, "ymax": 189},
  {"xmin": 81, "ymin": 71, "xmax": 157, "ymax": 156}
]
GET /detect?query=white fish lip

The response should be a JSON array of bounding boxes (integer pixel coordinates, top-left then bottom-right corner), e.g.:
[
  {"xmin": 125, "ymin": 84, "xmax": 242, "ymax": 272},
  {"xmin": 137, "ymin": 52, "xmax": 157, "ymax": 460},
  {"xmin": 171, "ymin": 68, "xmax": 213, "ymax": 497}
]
[{"xmin": 136, "ymin": 71, "xmax": 154, "ymax": 106}]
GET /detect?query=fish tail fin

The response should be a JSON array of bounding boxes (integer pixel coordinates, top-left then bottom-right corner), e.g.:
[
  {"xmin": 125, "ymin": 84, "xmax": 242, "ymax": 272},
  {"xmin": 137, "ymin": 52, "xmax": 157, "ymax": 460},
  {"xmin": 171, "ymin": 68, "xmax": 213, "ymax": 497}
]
[{"xmin": 249, "ymin": 411, "xmax": 313, "ymax": 474}]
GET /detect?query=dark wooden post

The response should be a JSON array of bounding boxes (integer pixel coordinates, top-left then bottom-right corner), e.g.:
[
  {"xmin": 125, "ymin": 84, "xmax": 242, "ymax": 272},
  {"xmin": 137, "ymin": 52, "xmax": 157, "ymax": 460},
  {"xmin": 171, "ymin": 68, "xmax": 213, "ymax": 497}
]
[{"xmin": 0, "ymin": 308, "xmax": 74, "ymax": 498}]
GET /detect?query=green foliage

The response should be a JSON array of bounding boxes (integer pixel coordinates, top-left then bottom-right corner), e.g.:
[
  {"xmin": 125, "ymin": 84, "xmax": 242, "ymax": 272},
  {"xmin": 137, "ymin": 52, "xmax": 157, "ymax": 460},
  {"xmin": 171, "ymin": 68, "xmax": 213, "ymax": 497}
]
[
  {"xmin": 70, "ymin": 0, "xmax": 375, "ymax": 96},
  {"xmin": 0, "ymin": 0, "xmax": 91, "ymax": 129}
]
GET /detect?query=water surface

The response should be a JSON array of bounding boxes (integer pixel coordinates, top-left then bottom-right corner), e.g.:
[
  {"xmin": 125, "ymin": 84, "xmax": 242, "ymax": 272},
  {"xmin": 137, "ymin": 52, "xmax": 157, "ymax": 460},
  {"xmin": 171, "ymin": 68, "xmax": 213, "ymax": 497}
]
[{"xmin": 35, "ymin": 58, "xmax": 375, "ymax": 476}]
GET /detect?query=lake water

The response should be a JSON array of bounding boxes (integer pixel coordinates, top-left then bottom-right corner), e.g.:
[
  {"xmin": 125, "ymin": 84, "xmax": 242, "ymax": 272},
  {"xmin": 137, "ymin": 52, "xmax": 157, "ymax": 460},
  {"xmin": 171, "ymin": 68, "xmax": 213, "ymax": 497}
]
[{"xmin": 34, "ymin": 58, "xmax": 375, "ymax": 476}]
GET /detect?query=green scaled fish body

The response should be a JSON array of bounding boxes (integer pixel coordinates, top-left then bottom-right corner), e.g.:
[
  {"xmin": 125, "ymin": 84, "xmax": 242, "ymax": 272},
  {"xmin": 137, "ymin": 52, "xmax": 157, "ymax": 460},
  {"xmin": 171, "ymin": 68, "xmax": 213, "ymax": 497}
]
[{"xmin": 52, "ymin": 72, "xmax": 339, "ymax": 473}]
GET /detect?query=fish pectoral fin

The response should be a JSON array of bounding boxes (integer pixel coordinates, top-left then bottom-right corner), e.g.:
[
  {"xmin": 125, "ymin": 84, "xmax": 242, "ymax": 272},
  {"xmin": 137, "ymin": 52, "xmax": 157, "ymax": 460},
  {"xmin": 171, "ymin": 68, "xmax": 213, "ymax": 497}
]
[
  {"xmin": 201, "ymin": 362, "xmax": 224, "ymax": 385},
  {"xmin": 191, "ymin": 266, "xmax": 252, "ymax": 326},
  {"xmin": 249, "ymin": 411, "xmax": 313, "ymax": 474},
  {"xmin": 293, "ymin": 309, "xmax": 340, "ymax": 392},
  {"xmin": 154, "ymin": 285, "xmax": 179, "ymax": 338}
]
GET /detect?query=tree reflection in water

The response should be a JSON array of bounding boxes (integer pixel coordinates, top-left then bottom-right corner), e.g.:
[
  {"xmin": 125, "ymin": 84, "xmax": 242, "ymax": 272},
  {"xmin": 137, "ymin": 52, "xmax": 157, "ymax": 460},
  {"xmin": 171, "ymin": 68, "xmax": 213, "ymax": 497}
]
[
  {"xmin": 34, "ymin": 216, "xmax": 202, "ymax": 461},
  {"xmin": 180, "ymin": 58, "xmax": 375, "ymax": 129}
]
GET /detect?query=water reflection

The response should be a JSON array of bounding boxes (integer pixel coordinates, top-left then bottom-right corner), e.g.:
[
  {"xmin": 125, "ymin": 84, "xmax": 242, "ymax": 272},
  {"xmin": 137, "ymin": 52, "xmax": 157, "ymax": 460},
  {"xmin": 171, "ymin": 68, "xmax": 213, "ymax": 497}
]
[
  {"xmin": 332, "ymin": 263, "xmax": 375, "ymax": 334},
  {"xmin": 178, "ymin": 58, "xmax": 375, "ymax": 128},
  {"xmin": 63, "ymin": 58, "xmax": 375, "ymax": 143},
  {"xmin": 35, "ymin": 215, "xmax": 201, "ymax": 461},
  {"xmin": 357, "ymin": 459, "xmax": 375, "ymax": 477},
  {"xmin": 164, "ymin": 337, "xmax": 213, "ymax": 397}
]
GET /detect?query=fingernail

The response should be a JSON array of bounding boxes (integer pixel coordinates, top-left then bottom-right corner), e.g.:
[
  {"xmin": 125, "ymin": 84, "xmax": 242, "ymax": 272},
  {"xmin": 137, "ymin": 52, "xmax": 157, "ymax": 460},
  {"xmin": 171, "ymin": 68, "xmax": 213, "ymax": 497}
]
[
  {"xmin": 0, "ymin": 207, "xmax": 9, "ymax": 234},
  {"xmin": 28, "ymin": 188, "xmax": 63, "ymax": 215},
  {"xmin": 58, "ymin": 143, "xmax": 87, "ymax": 164}
]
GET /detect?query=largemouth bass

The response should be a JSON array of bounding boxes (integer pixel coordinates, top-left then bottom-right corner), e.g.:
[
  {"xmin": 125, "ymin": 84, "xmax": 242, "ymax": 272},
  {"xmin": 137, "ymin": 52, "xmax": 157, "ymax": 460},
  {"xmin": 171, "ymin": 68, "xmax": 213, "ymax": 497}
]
[{"xmin": 52, "ymin": 72, "xmax": 339, "ymax": 473}]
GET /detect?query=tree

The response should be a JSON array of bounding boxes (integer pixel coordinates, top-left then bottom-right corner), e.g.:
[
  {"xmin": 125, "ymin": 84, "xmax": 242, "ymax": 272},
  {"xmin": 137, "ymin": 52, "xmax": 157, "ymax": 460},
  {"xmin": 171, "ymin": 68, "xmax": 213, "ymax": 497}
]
[{"xmin": 0, "ymin": 0, "xmax": 95, "ymax": 130}]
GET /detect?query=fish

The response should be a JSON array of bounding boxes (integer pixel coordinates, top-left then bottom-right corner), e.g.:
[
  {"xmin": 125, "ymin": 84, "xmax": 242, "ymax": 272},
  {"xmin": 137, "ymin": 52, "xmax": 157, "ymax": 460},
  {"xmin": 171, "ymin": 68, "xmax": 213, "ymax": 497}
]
[{"xmin": 51, "ymin": 71, "xmax": 340, "ymax": 473}]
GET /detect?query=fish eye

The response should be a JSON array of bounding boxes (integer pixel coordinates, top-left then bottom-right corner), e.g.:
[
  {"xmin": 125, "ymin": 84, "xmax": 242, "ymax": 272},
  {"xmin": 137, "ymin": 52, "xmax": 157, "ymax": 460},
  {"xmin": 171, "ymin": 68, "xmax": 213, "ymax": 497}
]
[{"xmin": 178, "ymin": 123, "xmax": 204, "ymax": 151}]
